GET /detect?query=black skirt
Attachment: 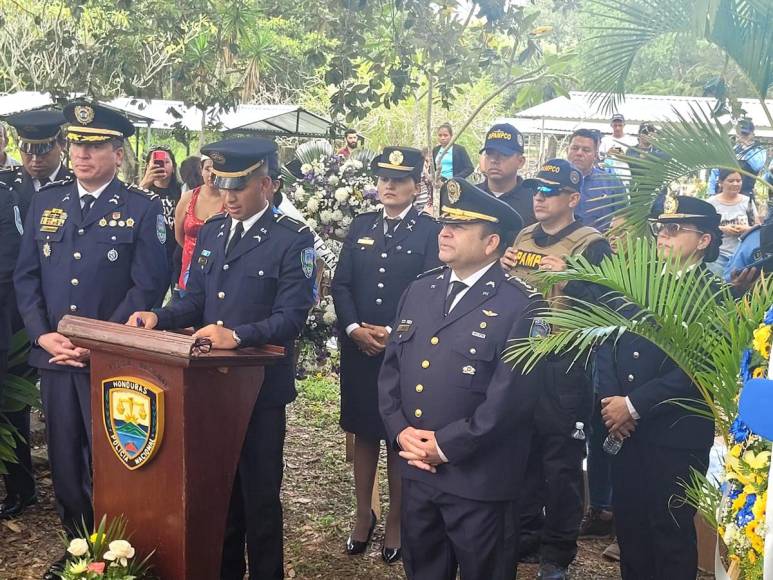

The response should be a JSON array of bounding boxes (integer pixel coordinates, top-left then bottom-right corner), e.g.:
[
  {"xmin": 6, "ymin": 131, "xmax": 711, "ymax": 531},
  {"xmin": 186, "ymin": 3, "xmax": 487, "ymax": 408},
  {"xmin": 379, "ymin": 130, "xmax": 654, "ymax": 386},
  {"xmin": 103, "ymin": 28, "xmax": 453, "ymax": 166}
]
[{"xmin": 339, "ymin": 334, "xmax": 387, "ymax": 441}]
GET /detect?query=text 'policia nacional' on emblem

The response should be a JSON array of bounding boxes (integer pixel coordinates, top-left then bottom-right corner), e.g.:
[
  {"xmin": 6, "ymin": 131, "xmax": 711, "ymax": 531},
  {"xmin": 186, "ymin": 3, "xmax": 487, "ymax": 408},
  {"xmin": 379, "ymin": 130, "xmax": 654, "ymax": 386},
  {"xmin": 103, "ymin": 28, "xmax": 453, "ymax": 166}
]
[{"xmin": 102, "ymin": 376, "xmax": 165, "ymax": 470}]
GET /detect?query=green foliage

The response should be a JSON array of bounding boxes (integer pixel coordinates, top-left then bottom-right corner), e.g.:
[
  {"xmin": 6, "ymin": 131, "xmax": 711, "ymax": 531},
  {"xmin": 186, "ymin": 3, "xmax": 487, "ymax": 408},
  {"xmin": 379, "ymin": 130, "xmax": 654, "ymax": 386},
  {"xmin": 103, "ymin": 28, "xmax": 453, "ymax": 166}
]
[{"xmin": 503, "ymin": 236, "xmax": 773, "ymax": 435}]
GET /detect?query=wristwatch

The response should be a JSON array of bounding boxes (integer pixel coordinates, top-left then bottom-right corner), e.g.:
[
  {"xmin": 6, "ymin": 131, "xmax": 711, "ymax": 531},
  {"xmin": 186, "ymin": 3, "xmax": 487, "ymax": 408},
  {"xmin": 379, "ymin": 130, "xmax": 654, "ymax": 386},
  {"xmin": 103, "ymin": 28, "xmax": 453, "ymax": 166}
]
[{"xmin": 232, "ymin": 330, "xmax": 242, "ymax": 347}]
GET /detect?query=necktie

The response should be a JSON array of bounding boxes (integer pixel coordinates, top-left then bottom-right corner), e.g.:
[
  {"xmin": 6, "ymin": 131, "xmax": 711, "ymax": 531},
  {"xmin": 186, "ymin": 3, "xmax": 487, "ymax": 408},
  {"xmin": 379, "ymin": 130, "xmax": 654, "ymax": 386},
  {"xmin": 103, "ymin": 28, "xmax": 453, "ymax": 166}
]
[
  {"xmin": 226, "ymin": 221, "xmax": 244, "ymax": 257},
  {"xmin": 444, "ymin": 280, "xmax": 468, "ymax": 316},
  {"xmin": 384, "ymin": 217, "xmax": 401, "ymax": 238},
  {"xmin": 81, "ymin": 194, "xmax": 95, "ymax": 221}
]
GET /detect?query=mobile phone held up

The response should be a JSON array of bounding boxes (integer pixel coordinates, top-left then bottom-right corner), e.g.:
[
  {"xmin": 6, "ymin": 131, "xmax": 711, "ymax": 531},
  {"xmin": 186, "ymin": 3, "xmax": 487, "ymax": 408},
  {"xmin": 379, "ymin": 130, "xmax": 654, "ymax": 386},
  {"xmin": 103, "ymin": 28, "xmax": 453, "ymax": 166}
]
[{"xmin": 152, "ymin": 150, "xmax": 168, "ymax": 168}]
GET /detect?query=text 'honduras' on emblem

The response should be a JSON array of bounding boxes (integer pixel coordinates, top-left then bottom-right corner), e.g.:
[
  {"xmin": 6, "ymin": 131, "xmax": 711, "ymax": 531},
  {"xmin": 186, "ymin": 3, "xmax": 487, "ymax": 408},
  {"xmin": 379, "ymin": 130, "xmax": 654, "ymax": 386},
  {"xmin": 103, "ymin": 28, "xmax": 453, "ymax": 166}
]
[{"xmin": 102, "ymin": 376, "xmax": 165, "ymax": 470}]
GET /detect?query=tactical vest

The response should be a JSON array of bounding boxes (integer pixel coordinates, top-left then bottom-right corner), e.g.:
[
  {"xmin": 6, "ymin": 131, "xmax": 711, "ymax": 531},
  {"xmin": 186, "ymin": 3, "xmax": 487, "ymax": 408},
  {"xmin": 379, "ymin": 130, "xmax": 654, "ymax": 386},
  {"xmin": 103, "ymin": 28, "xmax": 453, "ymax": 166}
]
[{"xmin": 508, "ymin": 223, "xmax": 604, "ymax": 303}]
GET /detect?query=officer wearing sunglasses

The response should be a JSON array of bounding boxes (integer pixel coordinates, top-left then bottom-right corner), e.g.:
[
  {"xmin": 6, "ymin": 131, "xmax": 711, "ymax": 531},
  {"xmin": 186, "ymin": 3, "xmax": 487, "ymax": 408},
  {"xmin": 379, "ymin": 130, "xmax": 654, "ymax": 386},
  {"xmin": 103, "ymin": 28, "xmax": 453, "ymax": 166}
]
[{"xmin": 500, "ymin": 159, "xmax": 612, "ymax": 580}]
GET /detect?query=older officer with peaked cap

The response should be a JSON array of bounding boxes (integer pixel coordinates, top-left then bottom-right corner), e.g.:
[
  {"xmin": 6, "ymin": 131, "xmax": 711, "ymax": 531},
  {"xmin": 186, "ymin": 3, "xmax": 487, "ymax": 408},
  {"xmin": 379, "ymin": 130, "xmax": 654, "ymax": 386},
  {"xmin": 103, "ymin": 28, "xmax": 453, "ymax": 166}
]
[
  {"xmin": 0, "ymin": 110, "xmax": 72, "ymax": 219},
  {"xmin": 379, "ymin": 178, "xmax": 547, "ymax": 580},
  {"xmin": 13, "ymin": 100, "xmax": 169, "ymax": 578},
  {"xmin": 595, "ymin": 195, "xmax": 721, "ymax": 580},
  {"xmin": 128, "ymin": 137, "xmax": 315, "ymax": 580},
  {"xmin": 332, "ymin": 146, "xmax": 441, "ymax": 564}
]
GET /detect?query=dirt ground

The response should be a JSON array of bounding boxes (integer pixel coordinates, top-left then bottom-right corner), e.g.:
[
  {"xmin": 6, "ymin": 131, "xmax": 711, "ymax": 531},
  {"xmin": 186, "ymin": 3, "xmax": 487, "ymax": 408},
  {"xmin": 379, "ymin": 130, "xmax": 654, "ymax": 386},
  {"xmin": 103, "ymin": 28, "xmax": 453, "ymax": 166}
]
[{"xmin": 0, "ymin": 373, "xmax": 630, "ymax": 579}]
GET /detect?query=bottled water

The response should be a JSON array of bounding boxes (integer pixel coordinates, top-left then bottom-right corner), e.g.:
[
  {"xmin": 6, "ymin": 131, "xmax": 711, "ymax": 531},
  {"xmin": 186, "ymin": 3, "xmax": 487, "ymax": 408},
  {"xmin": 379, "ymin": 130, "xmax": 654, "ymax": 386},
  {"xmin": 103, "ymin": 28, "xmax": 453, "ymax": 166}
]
[
  {"xmin": 603, "ymin": 433, "xmax": 624, "ymax": 455},
  {"xmin": 571, "ymin": 421, "xmax": 586, "ymax": 441}
]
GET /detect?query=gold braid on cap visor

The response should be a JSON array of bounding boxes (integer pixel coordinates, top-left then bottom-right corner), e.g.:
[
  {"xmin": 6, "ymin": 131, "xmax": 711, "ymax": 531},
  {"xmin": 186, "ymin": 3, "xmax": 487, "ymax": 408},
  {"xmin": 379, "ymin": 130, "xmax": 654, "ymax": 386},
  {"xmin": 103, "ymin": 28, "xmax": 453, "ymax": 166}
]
[
  {"xmin": 376, "ymin": 162, "xmax": 414, "ymax": 172},
  {"xmin": 440, "ymin": 206, "xmax": 499, "ymax": 223},
  {"xmin": 66, "ymin": 126, "xmax": 123, "ymax": 142},
  {"xmin": 211, "ymin": 159, "xmax": 265, "ymax": 178}
]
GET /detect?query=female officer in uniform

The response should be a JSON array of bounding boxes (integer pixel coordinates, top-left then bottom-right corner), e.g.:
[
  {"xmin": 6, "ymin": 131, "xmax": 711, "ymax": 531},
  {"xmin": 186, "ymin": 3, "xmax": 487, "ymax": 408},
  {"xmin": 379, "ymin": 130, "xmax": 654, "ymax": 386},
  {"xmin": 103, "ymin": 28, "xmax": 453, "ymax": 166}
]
[{"xmin": 332, "ymin": 147, "xmax": 441, "ymax": 563}]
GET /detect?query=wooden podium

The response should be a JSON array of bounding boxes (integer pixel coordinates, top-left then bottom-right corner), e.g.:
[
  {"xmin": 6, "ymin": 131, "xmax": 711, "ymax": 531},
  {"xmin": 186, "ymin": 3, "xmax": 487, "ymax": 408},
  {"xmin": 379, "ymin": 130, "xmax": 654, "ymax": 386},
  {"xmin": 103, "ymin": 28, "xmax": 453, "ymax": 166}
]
[{"xmin": 58, "ymin": 316, "xmax": 285, "ymax": 580}]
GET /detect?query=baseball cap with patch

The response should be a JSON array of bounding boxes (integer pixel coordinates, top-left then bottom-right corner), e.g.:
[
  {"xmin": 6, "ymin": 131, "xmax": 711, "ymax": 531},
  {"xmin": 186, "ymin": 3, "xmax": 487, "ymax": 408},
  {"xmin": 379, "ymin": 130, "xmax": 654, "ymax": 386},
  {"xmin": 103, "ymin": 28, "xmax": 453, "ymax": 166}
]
[
  {"xmin": 737, "ymin": 118, "xmax": 755, "ymax": 135},
  {"xmin": 479, "ymin": 123, "xmax": 524, "ymax": 155},
  {"xmin": 522, "ymin": 158, "xmax": 583, "ymax": 195},
  {"xmin": 4, "ymin": 110, "xmax": 65, "ymax": 155},
  {"xmin": 63, "ymin": 101, "xmax": 135, "ymax": 143},
  {"xmin": 201, "ymin": 137, "xmax": 277, "ymax": 190}
]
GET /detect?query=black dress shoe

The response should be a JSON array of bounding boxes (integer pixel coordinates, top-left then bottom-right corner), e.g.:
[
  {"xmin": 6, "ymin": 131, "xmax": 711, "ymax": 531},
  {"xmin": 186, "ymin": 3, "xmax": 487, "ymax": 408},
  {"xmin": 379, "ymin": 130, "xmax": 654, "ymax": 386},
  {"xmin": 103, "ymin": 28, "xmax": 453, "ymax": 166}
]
[
  {"xmin": 381, "ymin": 545, "xmax": 401, "ymax": 564},
  {"xmin": 0, "ymin": 494, "xmax": 37, "ymax": 520},
  {"xmin": 345, "ymin": 510, "xmax": 377, "ymax": 555},
  {"xmin": 42, "ymin": 553, "xmax": 68, "ymax": 580}
]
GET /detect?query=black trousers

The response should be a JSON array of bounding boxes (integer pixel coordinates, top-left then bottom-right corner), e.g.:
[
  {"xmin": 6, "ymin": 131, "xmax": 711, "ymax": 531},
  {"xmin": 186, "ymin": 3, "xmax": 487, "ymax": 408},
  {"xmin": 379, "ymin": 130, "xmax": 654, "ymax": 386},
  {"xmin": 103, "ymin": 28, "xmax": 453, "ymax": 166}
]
[
  {"xmin": 1, "ymin": 348, "xmax": 36, "ymax": 502},
  {"xmin": 401, "ymin": 478, "xmax": 517, "ymax": 580},
  {"xmin": 221, "ymin": 406, "xmax": 286, "ymax": 580},
  {"xmin": 612, "ymin": 436, "xmax": 709, "ymax": 580},
  {"xmin": 518, "ymin": 433, "xmax": 585, "ymax": 567},
  {"xmin": 39, "ymin": 370, "xmax": 93, "ymax": 537}
]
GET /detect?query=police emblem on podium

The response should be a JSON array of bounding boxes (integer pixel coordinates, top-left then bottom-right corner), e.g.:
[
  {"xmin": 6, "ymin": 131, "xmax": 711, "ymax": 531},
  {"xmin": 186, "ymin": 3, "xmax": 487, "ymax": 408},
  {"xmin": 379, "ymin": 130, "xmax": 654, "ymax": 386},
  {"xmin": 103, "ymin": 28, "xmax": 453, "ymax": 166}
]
[{"xmin": 102, "ymin": 376, "xmax": 165, "ymax": 470}]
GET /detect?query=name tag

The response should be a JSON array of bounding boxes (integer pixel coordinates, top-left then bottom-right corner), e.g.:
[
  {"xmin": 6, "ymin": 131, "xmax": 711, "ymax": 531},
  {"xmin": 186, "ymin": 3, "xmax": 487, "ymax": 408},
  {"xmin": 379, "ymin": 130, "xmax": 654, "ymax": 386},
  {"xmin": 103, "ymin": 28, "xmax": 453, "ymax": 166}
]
[{"xmin": 357, "ymin": 237, "xmax": 375, "ymax": 246}]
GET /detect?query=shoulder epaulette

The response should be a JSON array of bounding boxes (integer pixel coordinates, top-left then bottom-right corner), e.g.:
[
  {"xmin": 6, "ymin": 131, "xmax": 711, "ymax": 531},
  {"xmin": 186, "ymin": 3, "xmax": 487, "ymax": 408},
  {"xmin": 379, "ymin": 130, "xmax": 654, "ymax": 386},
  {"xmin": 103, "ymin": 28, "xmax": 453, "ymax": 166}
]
[
  {"xmin": 740, "ymin": 224, "xmax": 762, "ymax": 242},
  {"xmin": 274, "ymin": 212, "xmax": 311, "ymax": 233},
  {"xmin": 354, "ymin": 209, "xmax": 380, "ymax": 221},
  {"xmin": 126, "ymin": 183, "xmax": 159, "ymax": 200},
  {"xmin": 0, "ymin": 166, "xmax": 21, "ymax": 184},
  {"xmin": 205, "ymin": 211, "xmax": 227, "ymax": 223},
  {"xmin": 416, "ymin": 265, "xmax": 448, "ymax": 279},
  {"xmin": 506, "ymin": 274, "xmax": 542, "ymax": 298},
  {"xmin": 39, "ymin": 175, "xmax": 75, "ymax": 191}
]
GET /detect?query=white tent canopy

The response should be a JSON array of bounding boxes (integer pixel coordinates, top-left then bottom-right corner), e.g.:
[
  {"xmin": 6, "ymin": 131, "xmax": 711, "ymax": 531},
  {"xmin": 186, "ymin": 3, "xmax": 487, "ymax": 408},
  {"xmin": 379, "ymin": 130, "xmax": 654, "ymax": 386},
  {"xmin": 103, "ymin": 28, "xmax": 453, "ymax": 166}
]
[
  {"xmin": 499, "ymin": 91, "xmax": 773, "ymax": 139},
  {"xmin": 0, "ymin": 92, "xmax": 338, "ymax": 138}
]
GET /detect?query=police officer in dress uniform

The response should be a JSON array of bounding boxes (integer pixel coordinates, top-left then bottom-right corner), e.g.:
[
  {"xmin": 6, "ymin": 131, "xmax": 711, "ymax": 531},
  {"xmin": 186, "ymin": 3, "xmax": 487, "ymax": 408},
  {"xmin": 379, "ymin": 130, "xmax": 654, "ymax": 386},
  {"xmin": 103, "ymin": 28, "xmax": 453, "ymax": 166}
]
[
  {"xmin": 595, "ymin": 195, "xmax": 720, "ymax": 580},
  {"xmin": 0, "ymin": 182, "xmax": 26, "ymax": 519},
  {"xmin": 0, "ymin": 110, "xmax": 72, "ymax": 219},
  {"xmin": 13, "ymin": 101, "xmax": 169, "ymax": 579},
  {"xmin": 500, "ymin": 159, "xmax": 612, "ymax": 580},
  {"xmin": 0, "ymin": 111, "xmax": 68, "ymax": 520},
  {"xmin": 128, "ymin": 137, "xmax": 315, "ymax": 580},
  {"xmin": 331, "ymin": 146, "xmax": 441, "ymax": 563},
  {"xmin": 379, "ymin": 178, "xmax": 547, "ymax": 580}
]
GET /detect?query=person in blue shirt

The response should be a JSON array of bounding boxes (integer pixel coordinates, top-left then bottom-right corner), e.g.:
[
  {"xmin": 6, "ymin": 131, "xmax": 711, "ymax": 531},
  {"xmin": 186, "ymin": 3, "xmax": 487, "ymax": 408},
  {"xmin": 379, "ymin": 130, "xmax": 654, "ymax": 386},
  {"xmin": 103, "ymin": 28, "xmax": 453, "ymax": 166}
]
[
  {"xmin": 566, "ymin": 129, "xmax": 626, "ymax": 233},
  {"xmin": 707, "ymin": 119, "xmax": 768, "ymax": 196}
]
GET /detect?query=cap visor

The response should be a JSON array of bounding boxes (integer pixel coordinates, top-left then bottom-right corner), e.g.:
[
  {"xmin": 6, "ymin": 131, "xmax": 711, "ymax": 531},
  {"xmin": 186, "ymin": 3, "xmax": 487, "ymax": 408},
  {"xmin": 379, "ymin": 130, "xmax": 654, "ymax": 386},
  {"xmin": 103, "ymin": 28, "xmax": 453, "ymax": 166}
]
[
  {"xmin": 213, "ymin": 175, "xmax": 249, "ymax": 190},
  {"xmin": 20, "ymin": 141, "xmax": 56, "ymax": 155},
  {"xmin": 371, "ymin": 166, "xmax": 417, "ymax": 179},
  {"xmin": 480, "ymin": 143, "xmax": 521, "ymax": 155}
]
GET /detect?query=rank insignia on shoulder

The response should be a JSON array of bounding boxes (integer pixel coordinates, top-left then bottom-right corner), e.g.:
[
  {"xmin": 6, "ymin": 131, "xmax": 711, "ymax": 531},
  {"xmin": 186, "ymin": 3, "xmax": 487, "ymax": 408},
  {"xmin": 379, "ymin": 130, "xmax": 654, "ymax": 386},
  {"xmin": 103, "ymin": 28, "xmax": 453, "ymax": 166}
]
[
  {"xmin": 462, "ymin": 365, "xmax": 476, "ymax": 376},
  {"xmin": 482, "ymin": 310, "xmax": 499, "ymax": 317},
  {"xmin": 357, "ymin": 237, "xmax": 375, "ymax": 246},
  {"xmin": 529, "ymin": 318, "xmax": 551, "ymax": 338}
]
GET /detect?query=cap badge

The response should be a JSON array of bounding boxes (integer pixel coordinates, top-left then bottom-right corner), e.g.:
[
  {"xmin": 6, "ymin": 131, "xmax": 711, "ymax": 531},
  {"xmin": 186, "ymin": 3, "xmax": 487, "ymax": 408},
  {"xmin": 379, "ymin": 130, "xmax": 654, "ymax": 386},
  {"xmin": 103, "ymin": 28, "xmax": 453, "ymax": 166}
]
[
  {"xmin": 447, "ymin": 180, "xmax": 461, "ymax": 204},
  {"xmin": 73, "ymin": 105, "xmax": 95, "ymax": 125},
  {"xmin": 664, "ymin": 193, "xmax": 678, "ymax": 215},
  {"xmin": 388, "ymin": 150, "xmax": 404, "ymax": 166},
  {"xmin": 570, "ymin": 170, "xmax": 580, "ymax": 185},
  {"xmin": 209, "ymin": 151, "xmax": 226, "ymax": 165}
]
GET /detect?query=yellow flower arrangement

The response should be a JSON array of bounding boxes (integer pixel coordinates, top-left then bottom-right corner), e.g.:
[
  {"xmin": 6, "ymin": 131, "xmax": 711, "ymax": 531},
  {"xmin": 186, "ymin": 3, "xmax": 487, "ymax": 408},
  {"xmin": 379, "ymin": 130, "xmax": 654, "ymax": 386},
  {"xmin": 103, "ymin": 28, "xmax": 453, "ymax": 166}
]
[{"xmin": 752, "ymin": 323, "xmax": 771, "ymax": 359}]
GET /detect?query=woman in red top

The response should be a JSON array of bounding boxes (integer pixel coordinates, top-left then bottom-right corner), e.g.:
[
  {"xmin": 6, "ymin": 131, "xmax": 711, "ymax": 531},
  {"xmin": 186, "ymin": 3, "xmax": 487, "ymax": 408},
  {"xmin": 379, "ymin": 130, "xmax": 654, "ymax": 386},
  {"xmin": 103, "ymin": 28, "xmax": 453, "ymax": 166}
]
[{"xmin": 173, "ymin": 156, "xmax": 224, "ymax": 291}]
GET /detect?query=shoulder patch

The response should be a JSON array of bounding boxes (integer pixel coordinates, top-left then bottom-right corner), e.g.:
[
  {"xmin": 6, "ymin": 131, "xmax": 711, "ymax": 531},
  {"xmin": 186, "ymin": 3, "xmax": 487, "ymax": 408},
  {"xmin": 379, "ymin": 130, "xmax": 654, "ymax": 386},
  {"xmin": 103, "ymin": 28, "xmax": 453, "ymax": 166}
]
[
  {"xmin": 274, "ymin": 212, "xmax": 310, "ymax": 233},
  {"xmin": 126, "ymin": 182, "xmax": 159, "ymax": 200},
  {"xmin": 416, "ymin": 265, "xmax": 448, "ymax": 279},
  {"xmin": 506, "ymin": 274, "xmax": 542, "ymax": 298},
  {"xmin": 39, "ymin": 175, "xmax": 75, "ymax": 191},
  {"xmin": 740, "ymin": 224, "xmax": 762, "ymax": 242}
]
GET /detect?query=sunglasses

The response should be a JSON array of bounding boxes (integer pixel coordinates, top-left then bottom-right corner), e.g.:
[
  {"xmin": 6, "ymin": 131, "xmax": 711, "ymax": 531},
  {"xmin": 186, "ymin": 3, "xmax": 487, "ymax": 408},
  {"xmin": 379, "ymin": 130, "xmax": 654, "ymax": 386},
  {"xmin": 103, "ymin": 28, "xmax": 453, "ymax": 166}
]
[
  {"xmin": 648, "ymin": 221, "xmax": 704, "ymax": 237},
  {"xmin": 533, "ymin": 185, "xmax": 573, "ymax": 197}
]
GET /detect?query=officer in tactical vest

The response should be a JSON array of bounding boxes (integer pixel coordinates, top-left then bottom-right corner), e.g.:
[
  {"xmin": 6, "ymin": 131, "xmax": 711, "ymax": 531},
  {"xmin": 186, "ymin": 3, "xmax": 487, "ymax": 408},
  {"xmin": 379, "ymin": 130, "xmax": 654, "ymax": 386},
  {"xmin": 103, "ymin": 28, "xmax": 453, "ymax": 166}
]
[
  {"xmin": 14, "ymin": 101, "xmax": 169, "ymax": 579},
  {"xmin": 500, "ymin": 159, "xmax": 612, "ymax": 580}
]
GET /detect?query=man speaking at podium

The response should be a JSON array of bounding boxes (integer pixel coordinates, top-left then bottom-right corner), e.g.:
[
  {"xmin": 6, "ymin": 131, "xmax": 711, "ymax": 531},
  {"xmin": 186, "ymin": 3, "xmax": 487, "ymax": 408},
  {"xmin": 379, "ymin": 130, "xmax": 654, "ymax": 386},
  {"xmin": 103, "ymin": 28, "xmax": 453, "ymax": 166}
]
[{"xmin": 128, "ymin": 137, "xmax": 315, "ymax": 580}]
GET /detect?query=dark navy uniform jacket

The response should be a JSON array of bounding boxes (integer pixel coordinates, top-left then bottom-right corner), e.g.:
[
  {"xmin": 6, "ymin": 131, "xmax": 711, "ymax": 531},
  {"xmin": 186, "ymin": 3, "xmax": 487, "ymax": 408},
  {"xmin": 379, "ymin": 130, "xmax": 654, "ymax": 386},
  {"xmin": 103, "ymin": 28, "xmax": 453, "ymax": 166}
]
[
  {"xmin": 332, "ymin": 207, "xmax": 441, "ymax": 329},
  {"xmin": 0, "ymin": 184, "xmax": 22, "ymax": 351},
  {"xmin": 154, "ymin": 208, "xmax": 315, "ymax": 408},
  {"xmin": 0, "ymin": 164, "xmax": 72, "ymax": 220},
  {"xmin": 379, "ymin": 263, "xmax": 546, "ymax": 501},
  {"xmin": 594, "ymin": 269, "xmax": 717, "ymax": 450},
  {"xmin": 14, "ymin": 176, "xmax": 169, "ymax": 370}
]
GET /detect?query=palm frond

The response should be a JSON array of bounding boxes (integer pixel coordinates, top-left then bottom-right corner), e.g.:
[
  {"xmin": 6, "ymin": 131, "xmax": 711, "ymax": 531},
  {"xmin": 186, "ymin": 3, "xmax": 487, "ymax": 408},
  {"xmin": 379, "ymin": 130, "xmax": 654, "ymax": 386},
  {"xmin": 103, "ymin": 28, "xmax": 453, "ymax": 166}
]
[
  {"xmin": 503, "ymin": 236, "xmax": 773, "ymax": 433},
  {"xmin": 294, "ymin": 140, "xmax": 334, "ymax": 165},
  {"xmin": 682, "ymin": 467, "xmax": 722, "ymax": 529}
]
